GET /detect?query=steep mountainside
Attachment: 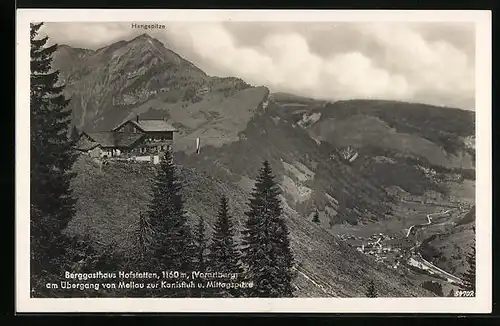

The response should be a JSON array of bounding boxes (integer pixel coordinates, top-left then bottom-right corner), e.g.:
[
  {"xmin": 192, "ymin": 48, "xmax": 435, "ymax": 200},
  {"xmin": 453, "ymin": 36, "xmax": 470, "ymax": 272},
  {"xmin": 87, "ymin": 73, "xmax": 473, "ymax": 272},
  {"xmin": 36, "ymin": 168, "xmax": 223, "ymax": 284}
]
[
  {"xmin": 54, "ymin": 34, "xmax": 475, "ymax": 296},
  {"xmin": 68, "ymin": 155, "xmax": 432, "ymax": 297},
  {"xmin": 178, "ymin": 103, "xmax": 393, "ymax": 226},
  {"xmin": 52, "ymin": 34, "xmax": 257, "ymax": 133}
]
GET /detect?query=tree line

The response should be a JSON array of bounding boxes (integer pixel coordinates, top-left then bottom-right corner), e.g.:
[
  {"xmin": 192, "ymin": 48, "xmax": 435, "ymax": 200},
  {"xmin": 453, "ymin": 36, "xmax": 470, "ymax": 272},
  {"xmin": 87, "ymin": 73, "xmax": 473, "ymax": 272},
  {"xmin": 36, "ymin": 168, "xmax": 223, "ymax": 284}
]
[
  {"xmin": 29, "ymin": 22, "xmax": 476, "ymax": 299},
  {"xmin": 129, "ymin": 151, "xmax": 296, "ymax": 298},
  {"xmin": 30, "ymin": 22, "xmax": 295, "ymax": 298}
]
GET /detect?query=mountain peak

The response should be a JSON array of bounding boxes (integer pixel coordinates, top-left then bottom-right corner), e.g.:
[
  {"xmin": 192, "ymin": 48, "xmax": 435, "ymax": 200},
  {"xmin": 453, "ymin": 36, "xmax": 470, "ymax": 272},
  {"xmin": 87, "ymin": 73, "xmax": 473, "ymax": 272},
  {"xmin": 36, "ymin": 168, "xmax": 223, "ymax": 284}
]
[
  {"xmin": 136, "ymin": 33, "xmax": 154, "ymax": 39},
  {"xmin": 126, "ymin": 33, "xmax": 168, "ymax": 52},
  {"xmin": 130, "ymin": 33, "xmax": 158, "ymax": 43}
]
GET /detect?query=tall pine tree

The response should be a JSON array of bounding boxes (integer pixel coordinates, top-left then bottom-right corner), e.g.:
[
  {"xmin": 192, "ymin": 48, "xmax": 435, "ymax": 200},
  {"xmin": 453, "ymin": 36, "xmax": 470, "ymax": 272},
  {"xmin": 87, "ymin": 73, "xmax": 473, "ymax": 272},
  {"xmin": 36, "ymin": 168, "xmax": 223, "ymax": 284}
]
[
  {"xmin": 366, "ymin": 280, "xmax": 378, "ymax": 297},
  {"xmin": 208, "ymin": 196, "xmax": 242, "ymax": 297},
  {"xmin": 134, "ymin": 211, "xmax": 152, "ymax": 267},
  {"xmin": 241, "ymin": 160, "xmax": 295, "ymax": 297},
  {"xmin": 194, "ymin": 217, "xmax": 207, "ymax": 272},
  {"xmin": 312, "ymin": 210, "xmax": 320, "ymax": 224},
  {"xmin": 30, "ymin": 22, "xmax": 78, "ymax": 295},
  {"xmin": 191, "ymin": 217, "xmax": 208, "ymax": 297},
  {"xmin": 459, "ymin": 243, "xmax": 476, "ymax": 293},
  {"xmin": 146, "ymin": 150, "xmax": 194, "ymax": 297},
  {"xmin": 126, "ymin": 211, "xmax": 154, "ymax": 297}
]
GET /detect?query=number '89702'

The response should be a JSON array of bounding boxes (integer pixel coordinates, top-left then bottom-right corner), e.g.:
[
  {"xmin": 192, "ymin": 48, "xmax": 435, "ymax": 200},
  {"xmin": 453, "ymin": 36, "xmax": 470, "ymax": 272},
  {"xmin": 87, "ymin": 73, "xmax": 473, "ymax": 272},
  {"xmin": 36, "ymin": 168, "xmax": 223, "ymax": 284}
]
[{"xmin": 455, "ymin": 290, "xmax": 475, "ymax": 297}]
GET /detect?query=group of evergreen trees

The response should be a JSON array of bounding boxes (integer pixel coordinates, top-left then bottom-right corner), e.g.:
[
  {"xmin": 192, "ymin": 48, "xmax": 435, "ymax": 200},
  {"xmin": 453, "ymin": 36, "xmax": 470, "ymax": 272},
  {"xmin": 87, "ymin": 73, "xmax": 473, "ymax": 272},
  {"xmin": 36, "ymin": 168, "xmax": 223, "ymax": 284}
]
[
  {"xmin": 132, "ymin": 152, "xmax": 296, "ymax": 298},
  {"xmin": 29, "ymin": 22, "xmax": 297, "ymax": 298},
  {"xmin": 459, "ymin": 241, "xmax": 476, "ymax": 293},
  {"xmin": 29, "ymin": 21, "xmax": 476, "ymax": 300},
  {"xmin": 30, "ymin": 22, "xmax": 296, "ymax": 297},
  {"xmin": 30, "ymin": 22, "xmax": 83, "ymax": 296}
]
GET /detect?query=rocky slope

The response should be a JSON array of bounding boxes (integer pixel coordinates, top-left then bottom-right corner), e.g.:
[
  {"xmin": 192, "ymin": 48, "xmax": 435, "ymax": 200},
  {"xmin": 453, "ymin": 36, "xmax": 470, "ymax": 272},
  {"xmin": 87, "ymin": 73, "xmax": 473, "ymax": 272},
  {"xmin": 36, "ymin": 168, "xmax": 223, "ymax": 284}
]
[{"xmin": 52, "ymin": 33, "xmax": 257, "ymax": 133}]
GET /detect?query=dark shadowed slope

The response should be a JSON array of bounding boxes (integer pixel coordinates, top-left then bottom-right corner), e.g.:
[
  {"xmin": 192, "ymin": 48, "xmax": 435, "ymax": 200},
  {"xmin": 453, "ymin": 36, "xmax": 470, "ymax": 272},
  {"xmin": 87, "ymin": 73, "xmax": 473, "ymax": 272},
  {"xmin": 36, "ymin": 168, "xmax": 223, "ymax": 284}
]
[{"xmin": 68, "ymin": 155, "xmax": 433, "ymax": 297}]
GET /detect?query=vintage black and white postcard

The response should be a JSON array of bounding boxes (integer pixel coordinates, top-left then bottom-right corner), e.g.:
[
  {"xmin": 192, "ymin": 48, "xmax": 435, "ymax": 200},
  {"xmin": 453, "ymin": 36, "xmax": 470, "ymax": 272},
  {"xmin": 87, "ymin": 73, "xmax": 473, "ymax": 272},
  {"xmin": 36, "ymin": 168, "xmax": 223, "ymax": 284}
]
[{"xmin": 16, "ymin": 9, "xmax": 492, "ymax": 313}]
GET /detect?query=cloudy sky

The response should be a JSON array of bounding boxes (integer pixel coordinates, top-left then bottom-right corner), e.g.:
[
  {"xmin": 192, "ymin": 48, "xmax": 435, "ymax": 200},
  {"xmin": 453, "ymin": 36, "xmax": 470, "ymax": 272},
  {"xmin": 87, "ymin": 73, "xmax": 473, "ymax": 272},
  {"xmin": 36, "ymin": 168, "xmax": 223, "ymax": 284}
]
[{"xmin": 40, "ymin": 21, "xmax": 475, "ymax": 110}]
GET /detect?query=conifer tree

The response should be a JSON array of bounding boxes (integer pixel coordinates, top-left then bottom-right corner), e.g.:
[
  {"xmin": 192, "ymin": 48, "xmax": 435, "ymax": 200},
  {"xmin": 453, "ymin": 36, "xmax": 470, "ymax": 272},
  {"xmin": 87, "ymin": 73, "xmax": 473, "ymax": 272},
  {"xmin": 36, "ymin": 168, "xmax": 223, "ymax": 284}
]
[
  {"xmin": 208, "ymin": 196, "xmax": 242, "ymax": 297},
  {"xmin": 241, "ymin": 160, "xmax": 295, "ymax": 297},
  {"xmin": 274, "ymin": 216, "xmax": 296, "ymax": 297},
  {"xmin": 131, "ymin": 212, "xmax": 152, "ymax": 270},
  {"xmin": 30, "ymin": 22, "xmax": 78, "ymax": 295},
  {"xmin": 366, "ymin": 280, "xmax": 378, "ymax": 297},
  {"xmin": 421, "ymin": 280, "xmax": 444, "ymax": 296},
  {"xmin": 459, "ymin": 244, "xmax": 476, "ymax": 293},
  {"xmin": 126, "ymin": 211, "xmax": 153, "ymax": 297},
  {"xmin": 191, "ymin": 217, "xmax": 208, "ymax": 297},
  {"xmin": 194, "ymin": 217, "xmax": 207, "ymax": 272},
  {"xmin": 147, "ymin": 150, "xmax": 194, "ymax": 297},
  {"xmin": 312, "ymin": 210, "xmax": 320, "ymax": 224}
]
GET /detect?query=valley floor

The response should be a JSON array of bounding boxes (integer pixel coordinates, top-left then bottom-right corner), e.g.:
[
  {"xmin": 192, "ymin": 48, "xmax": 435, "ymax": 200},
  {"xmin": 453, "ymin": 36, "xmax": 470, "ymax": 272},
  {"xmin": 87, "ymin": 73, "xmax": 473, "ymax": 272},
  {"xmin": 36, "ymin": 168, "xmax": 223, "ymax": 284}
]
[{"xmin": 329, "ymin": 197, "xmax": 474, "ymax": 296}]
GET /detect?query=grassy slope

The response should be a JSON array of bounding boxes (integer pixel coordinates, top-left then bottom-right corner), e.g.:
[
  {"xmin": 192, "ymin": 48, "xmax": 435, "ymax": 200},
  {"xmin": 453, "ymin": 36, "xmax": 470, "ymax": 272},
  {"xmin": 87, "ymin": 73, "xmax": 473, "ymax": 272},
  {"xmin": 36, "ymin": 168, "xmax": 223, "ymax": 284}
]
[
  {"xmin": 319, "ymin": 100, "xmax": 475, "ymax": 153},
  {"xmin": 68, "ymin": 155, "xmax": 432, "ymax": 297},
  {"xmin": 274, "ymin": 99, "xmax": 475, "ymax": 169},
  {"xmin": 419, "ymin": 208, "xmax": 475, "ymax": 276},
  {"xmin": 125, "ymin": 86, "xmax": 270, "ymax": 153},
  {"xmin": 178, "ymin": 103, "xmax": 393, "ymax": 226},
  {"xmin": 272, "ymin": 98, "xmax": 475, "ymax": 196}
]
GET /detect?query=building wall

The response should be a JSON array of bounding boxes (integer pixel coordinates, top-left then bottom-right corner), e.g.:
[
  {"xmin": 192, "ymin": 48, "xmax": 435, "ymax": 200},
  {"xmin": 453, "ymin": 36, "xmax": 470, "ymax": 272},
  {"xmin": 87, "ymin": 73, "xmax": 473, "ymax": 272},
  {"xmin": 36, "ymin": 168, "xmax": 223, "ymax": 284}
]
[
  {"xmin": 88, "ymin": 147, "xmax": 101, "ymax": 158},
  {"xmin": 100, "ymin": 149, "xmax": 114, "ymax": 158},
  {"xmin": 143, "ymin": 131, "xmax": 174, "ymax": 141},
  {"xmin": 84, "ymin": 127, "xmax": 175, "ymax": 159},
  {"xmin": 134, "ymin": 141, "xmax": 173, "ymax": 155},
  {"xmin": 134, "ymin": 132, "xmax": 174, "ymax": 155}
]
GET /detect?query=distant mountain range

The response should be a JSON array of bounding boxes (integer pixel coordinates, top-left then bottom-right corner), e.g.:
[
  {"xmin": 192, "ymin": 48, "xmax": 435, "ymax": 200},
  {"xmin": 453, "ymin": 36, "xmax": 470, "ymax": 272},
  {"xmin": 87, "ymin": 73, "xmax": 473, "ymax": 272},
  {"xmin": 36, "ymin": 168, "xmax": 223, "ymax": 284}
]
[{"xmin": 54, "ymin": 33, "xmax": 475, "ymax": 297}]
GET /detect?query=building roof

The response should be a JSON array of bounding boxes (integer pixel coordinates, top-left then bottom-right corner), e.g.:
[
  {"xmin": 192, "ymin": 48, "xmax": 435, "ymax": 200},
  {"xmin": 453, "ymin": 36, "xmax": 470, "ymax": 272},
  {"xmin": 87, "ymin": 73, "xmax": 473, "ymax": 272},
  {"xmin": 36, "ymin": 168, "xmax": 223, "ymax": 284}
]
[
  {"xmin": 75, "ymin": 133, "xmax": 100, "ymax": 151},
  {"xmin": 85, "ymin": 132, "xmax": 116, "ymax": 147},
  {"xmin": 131, "ymin": 119, "xmax": 178, "ymax": 132},
  {"xmin": 78, "ymin": 131, "xmax": 144, "ymax": 149},
  {"xmin": 113, "ymin": 118, "xmax": 178, "ymax": 133}
]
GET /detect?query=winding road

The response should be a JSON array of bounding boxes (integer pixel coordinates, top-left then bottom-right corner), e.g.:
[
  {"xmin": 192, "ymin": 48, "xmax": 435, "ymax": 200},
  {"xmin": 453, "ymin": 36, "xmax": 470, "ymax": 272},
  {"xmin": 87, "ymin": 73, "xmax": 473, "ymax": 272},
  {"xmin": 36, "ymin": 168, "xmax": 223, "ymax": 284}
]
[{"xmin": 405, "ymin": 209, "xmax": 463, "ymax": 284}]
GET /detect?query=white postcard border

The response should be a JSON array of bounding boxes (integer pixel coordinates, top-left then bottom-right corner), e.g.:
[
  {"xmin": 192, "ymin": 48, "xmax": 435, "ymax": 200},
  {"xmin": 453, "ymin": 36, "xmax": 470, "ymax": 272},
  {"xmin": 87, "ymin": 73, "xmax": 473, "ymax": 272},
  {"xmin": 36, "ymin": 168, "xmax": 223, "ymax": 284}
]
[{"xmin": 15, "ymin": 9, "xmax": 492, "ymax": 313}]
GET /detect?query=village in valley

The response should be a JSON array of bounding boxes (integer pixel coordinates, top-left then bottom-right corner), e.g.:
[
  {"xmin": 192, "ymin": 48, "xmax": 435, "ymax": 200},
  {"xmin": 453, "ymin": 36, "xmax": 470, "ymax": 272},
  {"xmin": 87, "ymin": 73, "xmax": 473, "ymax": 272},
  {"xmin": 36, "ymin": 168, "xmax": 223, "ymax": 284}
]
[
  {"xmin": 338, "ymin": 232, "xmax": 413, "ymax": 270},
  {"xmin": 336, "ymin": 197, "xmax": 473, "ymax": 284}
]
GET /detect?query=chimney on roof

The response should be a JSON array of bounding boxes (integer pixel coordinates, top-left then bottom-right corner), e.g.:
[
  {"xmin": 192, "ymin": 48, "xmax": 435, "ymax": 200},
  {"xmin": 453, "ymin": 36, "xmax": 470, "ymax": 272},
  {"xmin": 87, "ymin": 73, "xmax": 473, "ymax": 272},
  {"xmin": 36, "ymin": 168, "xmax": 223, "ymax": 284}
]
[{"xmin": 136, "ymin": 115, "xmax": 139, "ymax": 122}]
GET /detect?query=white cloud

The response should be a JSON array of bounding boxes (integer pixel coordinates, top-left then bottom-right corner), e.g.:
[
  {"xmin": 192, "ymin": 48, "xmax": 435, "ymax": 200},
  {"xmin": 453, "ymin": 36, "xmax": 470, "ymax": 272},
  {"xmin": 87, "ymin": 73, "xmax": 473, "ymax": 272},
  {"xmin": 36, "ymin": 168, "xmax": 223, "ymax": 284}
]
[
  {"xmin": 166, "ymin": 23, "xmax": 412, "ymax": 102},
  {"xmin": 357, "ymin": 23, "xmax": 474, "ymax": 106},
  {"xmin": 41, "ymin": 22, "xmax": 133, "ymax": 49},
  {"xmin": 40, "ymin": 21, "xmax": 475, "ymax": 109}
]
